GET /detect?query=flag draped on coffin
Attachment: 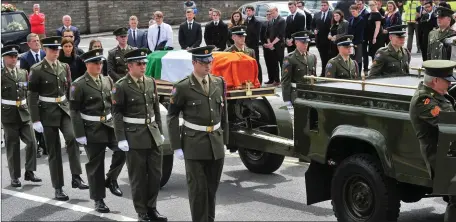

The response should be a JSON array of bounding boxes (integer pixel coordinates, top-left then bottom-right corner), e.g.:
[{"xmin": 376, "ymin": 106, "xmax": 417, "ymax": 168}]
[
  {"xmin": 211, "ymin": 51, "xmax": 260, "ymax": 89},
  {"xmin": 145, "ymin": 50, "xmax": 193, "ymax": 82}
]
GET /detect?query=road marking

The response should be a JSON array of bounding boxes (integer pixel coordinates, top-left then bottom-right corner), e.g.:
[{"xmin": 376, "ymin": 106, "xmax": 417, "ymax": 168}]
[{"xmin": 2, "ymin": 189, "xmax": 137, "ymax": 221}]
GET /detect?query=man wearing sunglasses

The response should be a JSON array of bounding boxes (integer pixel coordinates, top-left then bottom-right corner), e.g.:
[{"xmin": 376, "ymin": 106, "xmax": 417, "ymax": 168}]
[
  {"xmin": 107, "ymin": 27, "xmax": 136, "ymax": 82},
  {"xmin": 112, "ymin": 48, "xmax": 167, "ymax": 222}
]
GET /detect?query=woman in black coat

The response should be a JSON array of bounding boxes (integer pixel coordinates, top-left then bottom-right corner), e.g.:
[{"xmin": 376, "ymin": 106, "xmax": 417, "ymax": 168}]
[{"xmin": 58, "ymin": 38, "xmax": 86, "ymax": 81}]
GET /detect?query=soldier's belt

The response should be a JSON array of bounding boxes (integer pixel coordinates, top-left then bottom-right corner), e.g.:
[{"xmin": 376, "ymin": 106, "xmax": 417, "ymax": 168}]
[
  {"xmin": 123, "ymin": 116, "xmax": 154, "ymax": 124},
  {"xmin": 81, "ymin": 113, "xmax": 112, "ymax": 122},
  {"xmin": 38, "ymin": 95, "xmax": 66, "ymax": 103},
  {"xmin": 1, "ymin": 99, "xmax": 27, "ymax": 107},
  {"xmin": 291, "ymin": 83, "xmax": 297, "ymax": 88},
  {"xmin": 183, "ymin": 121, "xmax": 220, "ymax": 132}
]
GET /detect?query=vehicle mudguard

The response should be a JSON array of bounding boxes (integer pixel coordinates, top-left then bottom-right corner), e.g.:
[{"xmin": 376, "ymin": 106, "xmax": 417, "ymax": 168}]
[
  {"xmin": 260, "ymin": 96, "xmax": 294, "ymax": 140},
  {"xmin": 329, "ymin": 125, "xmax": 395, "ymax": 178}
]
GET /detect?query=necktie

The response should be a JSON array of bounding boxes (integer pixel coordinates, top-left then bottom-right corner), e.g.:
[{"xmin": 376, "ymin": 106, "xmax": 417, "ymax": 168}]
[
  {"xmin": 155, "ymin": 26, "xmax": 161, "ymax": 50},
  {"xmin": 95, "ymin": 78, "xmax": 100, "ymax": 86},
  {"xmin": 52, "ymin": 63, "xmax": 57, "ymax": 73},
  {"xmin": 215, "ymin": 21, "xmax": 218, "ymax": 26},
  {"xmin": 11, "ymin": 69, "xmax": 16, "ymax": 80},
  {"xmin": 202, "ymin": 78, "xmax": 208, "ymax": 94},
  {"xmin": 188, "ymin": 23, "xmax": 192, "ymax": 30},
  {"xmin": 398, "ymin": 50, "xmax": 403, "ymax": 59},
  {"xmin": 138, "ymin": 79, "xmax": 144, "ymax": 91},
  {"xmin": 291, "ymin": 14, "xmax": 294, "ymax": 20},
  {"xmin": 133, "ymin": 30, "xmax": 136, "ymax": 44},
  {"xmin": 35, "ymin": 53, "xmax": 40, "ymax": 63}
]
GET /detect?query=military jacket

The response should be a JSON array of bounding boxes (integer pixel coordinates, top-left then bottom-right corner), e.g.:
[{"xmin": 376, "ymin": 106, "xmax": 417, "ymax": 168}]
[
  {"xmin": 107, "ymin": 45, "xmax": 136, "ymax": 82},
  {"xmin": 28, "ymin": 60, "xmax": 72, "ymax": 127},
  {"xmin": 427, "ymin": 28, "xmax": 456, "ymax": 60},
  {"xmin": 409, "ymin": 82, "xmax": 455, "ymax": 174},
  {"xmin": 281, "ymin": 50, "xmax": 317, "ymax": 102},
  {"xmin": 167, "ymin": 74, "xmax": 228, "ymax": 160},
  {"xmin": 325, "ymin": 54, "xmax": 359, "ymax": 79},
  {"xmin": 1, "ymin": 67, "xmax": 31, "ymax": 124},
  {"xmin": 112, "ymin": 74, "xmax": 163, "ymax": 149},
  {"xmin": 69, "ymin": 73, "xmax": 116, "ymax": 143},
  {"xmin": 224, "ymin": 45, "xmax": 256, "ymax": 58},
  {"xmin": 368, "ymin": 43, "xmax": 410, "ymax": 77}
]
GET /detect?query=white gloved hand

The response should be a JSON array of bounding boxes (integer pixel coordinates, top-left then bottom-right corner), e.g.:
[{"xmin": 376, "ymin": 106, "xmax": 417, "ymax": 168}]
[
  {"xmin": 175, "ymin": 149, "xmax": 184, "ymax": 160},
  {"xmin": 161, "ymin": 134, "xmax": 165, "ymax": 142},
  {"xmin": 33, "ymin": 121, "xmax": 44, "ymax": 133},
  {"xmin": 118, "ymin": 140, "xmax": 129, "ymax": 151},
  {"xmin": 285, "ymin": 101, "xmax": 292, "ymax": 106},
  {"xmin": 76, "ymin": 137, "xmax": 87, "ymax": 145}
]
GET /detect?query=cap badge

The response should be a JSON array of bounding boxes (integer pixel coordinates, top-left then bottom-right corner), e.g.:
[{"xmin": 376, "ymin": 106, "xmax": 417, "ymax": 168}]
[
  {"xmin": 95, "ymin": 52, "xmax": 100, "ymax": 56},
  {"xmin": 141, "ymin": 51, "xmax": 145, "ymax": 55},
  {"xmin": 241, "ymin": 29, "xmax": 244, "ymax": 32},
  {"xmin": 304, "ymin": 34, "xmax": 308, "ymax": 37},
  {"xmin": 54, "ymin": 40, "xmax": 58, "ymax": 44},
  {"xmin": 204, "ymin": 49, "xmax": 209, "ymax": 54},
  {"xmin": 12, "ymin": 47, "xmax": 16, "ymax": 51}
]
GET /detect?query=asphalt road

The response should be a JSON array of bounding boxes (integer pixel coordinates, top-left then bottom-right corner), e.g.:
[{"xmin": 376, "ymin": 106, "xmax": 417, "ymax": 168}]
[{"xmin": 1, "ymin": 27, "xmax": 444, "ymax": 221}]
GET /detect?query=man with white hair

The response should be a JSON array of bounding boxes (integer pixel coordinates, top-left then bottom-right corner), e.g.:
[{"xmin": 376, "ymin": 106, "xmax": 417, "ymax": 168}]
[
  {"xmin": 56, "ymin": 15, "xmax": 81, "ymax": 47},
  {"xmin": 29, "ymin": 4, "xmax": 46, "ymax": 39}
]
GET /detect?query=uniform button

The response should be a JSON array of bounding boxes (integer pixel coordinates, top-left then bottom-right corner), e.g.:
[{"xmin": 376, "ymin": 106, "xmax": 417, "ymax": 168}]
[
  {"xmin": 58, "ymin": 86, "xmax": 61, "ymax": 89},
  {"xmin": 209, "ymin": 98, "xmax": 211, "ymax": 100},
  {"xmin": 211, "ymin": 109, "xmax": 213, "ymax": 111},
  {"xmin": 193, "ymin": 102, "xmax": 195, "ymax": 105},
  {"xmin": 144, "ymin": 94, "xmax": 146, "ymax": 96},
  {"xmin": 211, "ymin": 120, "xmax": 214, "ymax": 123},
  {"xmin": 146, "ymin": 104, "xmax": 149, "ymax": 106}
]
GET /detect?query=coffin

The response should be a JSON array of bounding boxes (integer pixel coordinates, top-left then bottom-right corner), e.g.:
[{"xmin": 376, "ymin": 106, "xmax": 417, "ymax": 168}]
[{"xmin": 211, "ymin": 51, "xmax": 260, "ymax": 89}]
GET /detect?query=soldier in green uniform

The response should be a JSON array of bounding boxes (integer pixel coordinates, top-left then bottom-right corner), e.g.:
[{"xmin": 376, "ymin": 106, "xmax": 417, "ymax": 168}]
[
  {"xmin": 28, "ymin": 36, "xmax": 88, "ymax": 201},
  {"xmin": 281, "ymin": 31, "xmax": 317, "ymax": 105},
  {"xmin": 167, "ymin": 45, "xmax": 228, "ymax": 222},
  {"xmin": 107, "ymin": 27, "xmax": 136, "ymax": 82},
  {"xmin": 1, "ymin": 45, "xmax": 42, "ymax": 187},
  {"xmin": 325, "ymin": 35, "xmax": 359, "ymax": 79},
  {"xmin": 368, "ymin": 25, "xmax": 411, "ymax": 77},
  {"xmin": 224, "ymin": 26, "xmax": 256, "ymax": 58},
  {"xmin": 112, "ymin": 48, "xmax": 167, "ymax": 222},
  {"xmin": 409, "ymin": 60, "xmax": 456, "ymax": 222},
  {"xmin": 427, "ymin": 7, "xmax": 456, "ymax": 60},
  {"xmin": 69, "ymin": 49, "xmax": 126, "ymax": 213}
]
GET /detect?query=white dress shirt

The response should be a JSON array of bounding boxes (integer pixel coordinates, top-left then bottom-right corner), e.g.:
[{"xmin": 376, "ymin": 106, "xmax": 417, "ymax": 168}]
[
  {"xmin": 130, "ymin": 28, "xmax": 138, "ymax": 40},
  {"xmin": 147, "ymin": 22, "xmax": 173, "ymax": 52},
  {"xmin": 31, "ymin": 50, "xmax": 41, "ymax": 63}
]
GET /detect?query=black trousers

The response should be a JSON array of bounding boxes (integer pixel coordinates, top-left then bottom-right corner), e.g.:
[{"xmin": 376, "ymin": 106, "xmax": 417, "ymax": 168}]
[
  {"xmin": 362, "ymin": 40, "xmax": 369, "ymax": 71},
  {"xmin": 267, "ymin": 44, "xmax": 284, "ymax": 83},
  {"xmin": 263, "ymin": 47, "xmax": 279, "ymax": 83},
  {"xmin": 317, "ymin": 45, "xmax": 330, "ymax": 76},
  {"xmin": 252, "ymin": 47, "xmax": 263, "ymax": 84}
]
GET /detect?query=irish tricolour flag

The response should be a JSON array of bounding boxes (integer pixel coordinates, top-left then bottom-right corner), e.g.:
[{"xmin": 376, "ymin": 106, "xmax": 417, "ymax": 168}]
[{"xmin": 145, "ymin": 50, "xmax": 194, "ymax": 83}]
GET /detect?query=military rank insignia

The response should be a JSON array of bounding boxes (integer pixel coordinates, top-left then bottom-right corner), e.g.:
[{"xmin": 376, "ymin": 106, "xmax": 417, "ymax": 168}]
[
  {"xmin": 431, "ymin": 106, "xmax": 441, "ymax": 117},
  {"xmin": 69, "ymin": 85, "xmax": 76, "ymax": 100},
  {"xmin": 283, "ymin": 58, "xmax": 289, "ymax": 66},
  {"xmin": 424, "ymin": 98, "xmax": 430, "ymax": 105},
  {"xmin": 326, "ymin": 63, "xmax": 332, "ymax": 69},
  {"xmin": 112, "ymin": 87, "xmax": 116, "ymax": 94}
]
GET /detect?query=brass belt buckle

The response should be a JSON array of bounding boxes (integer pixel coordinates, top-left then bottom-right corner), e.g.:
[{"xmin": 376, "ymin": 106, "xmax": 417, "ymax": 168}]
[
  {"xmin": 16, "ymin": 100, "xmax": 21, "ymax": 107},
  {"xmin": 100, "ymin": 116, "xmax": 106, "ymax": 122},
  {"xmin": 206, "ymin": 126, "xmax": 213, "ymax": 132},
  {"xmin": 55, "ymin": 97, "xmax": 61, "ymax": 102},
  {"xmin": 146, "ymin": 118, "xmax": 151, "ymax": 124}
]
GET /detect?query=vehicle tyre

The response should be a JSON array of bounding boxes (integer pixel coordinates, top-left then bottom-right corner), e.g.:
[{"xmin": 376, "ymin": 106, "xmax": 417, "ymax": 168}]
[
  {"xmin": 160, "ymin": 154, "xmax": 174, "ymax": 188},
  {"xmin": 331, "ymin": 154, "xmax": 400, "ymax": 222},
  {"xmin": 238, "ymin": 146, "xmax": 285, "ymax": 174}
]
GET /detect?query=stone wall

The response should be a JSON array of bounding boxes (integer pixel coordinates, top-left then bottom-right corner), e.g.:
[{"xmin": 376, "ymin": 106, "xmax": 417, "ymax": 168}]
[{"xmin": 9, "ymin": 0, "xmax": 250, "ymax": 35}]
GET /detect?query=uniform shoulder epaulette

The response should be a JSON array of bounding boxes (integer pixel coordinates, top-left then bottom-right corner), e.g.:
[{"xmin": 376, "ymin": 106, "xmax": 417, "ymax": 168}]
[
  {"xmin": 108, "ymin": 47, "xmax": 117, "ymax": 53},
  {"xmin": 30, "ymin": 60, "xmax": 43, "ymax": 70},
  {"xmin": 174, "ymin": 76, "xmax": 190, "ymax": 86},
  {"xmin": 73, "ymin": 75, "xmax": 85, "ymax": 83},
  {"xmin": 115, "ymin": 76, "xmax": 128, "ymax": 84}
]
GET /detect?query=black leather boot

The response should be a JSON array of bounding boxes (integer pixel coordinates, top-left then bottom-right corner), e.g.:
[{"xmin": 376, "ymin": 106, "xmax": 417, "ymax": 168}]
[
  {"xmin": 11, "ymin": 178, "xmax": 21, "ymax": 187},
  {"xmin": 138, "ymin": 213, "xmax": 151, "ymax": 222},
  {"xmin": 24, "ymin": 171, "xmax": 42, "ymax": 182},
  {"xmin": 95, "ymin": 199, "xmax": 110, "ymax": 213},
  {"xmin": 55, "ymin": 188, "xmax": 69, "ymax": 201},
  {"xmin": 148, "ymin": 209, "xmax": 167, "ymax": 221},
  {"xmin": 105, "ymin": 179, "xmax": 122, "ymax": 196},
  {"xmin": 71, "ymin": 175, "xmax": 89, "ymax": 189}
]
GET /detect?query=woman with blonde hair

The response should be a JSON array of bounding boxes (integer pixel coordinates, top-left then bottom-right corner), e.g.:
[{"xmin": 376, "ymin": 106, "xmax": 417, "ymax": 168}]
[{"xmin": 383, "ymin": 1, "xmax": 402, "ymax": 44}]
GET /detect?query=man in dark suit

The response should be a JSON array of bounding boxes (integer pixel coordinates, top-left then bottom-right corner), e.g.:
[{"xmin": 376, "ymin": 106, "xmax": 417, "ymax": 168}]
[
  {"xmin": 264, "ymin": 6, "xmax": 286, "ymax": 86},
  {"xmin": 348, "ymin": 5, "xmax": 366, "ymax": 73},
  {"xmin": 285, "ymin": 1, "xmax": 306, "ymax": 53},
  {"xmin": 356, "ymin": 0, "xmax": 370, "ymax": 73},
  {"xmin": 311, "ymin": 0, "xmax": 332, "ymax": 76},
  {"xmin": 179, "ymin": 9, "xmax": 202, "ymax": 50},
  {"xmin": 56, "ymin": 15, "xmax": 81, "ymax": 47},
  {"xmin": 296, "ymin": 1, "xmax": 313, "ymax": 30},
  {"xmin": 245, "ymin": 5, "xmax": 263, "ymax": 84},
  {"xmin": 204, "ymin": 9, "xmax": 228, "ymax": 51},
  {"xmin": 128, "ymin": 16, "xmax": 148, "ymax": 49},
  {"xmin": 419, "ymin": 1, "xmax": 437, "ymax": 61}
]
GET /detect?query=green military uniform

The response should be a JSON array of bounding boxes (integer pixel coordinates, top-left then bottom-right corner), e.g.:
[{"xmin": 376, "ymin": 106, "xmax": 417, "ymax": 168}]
[
  {"xmin": 224, "ymin": 44, "xmax": 255, "ymax": 58},
  {"xmin": 69, "ymin": 49, "xmax": 126, "ymax": 213},
  {"xmin": 409, "ymin": 60, "xmax": 456, "ymax": 222},
  {"xmin": 28, "ymin": 37, "xmax": 87, "ymax": 201},
  {"xmin": 369, "ymin": 25, "xmax": 411, "ymax": 77},
  {"xmin": 281, "ymin": 31, "xmax": 317, "ymax": 102},
  {"xmin": 1, "ymin": 45, "xmax": 41, "ymax": 187},
  {"xmin": 107, "ymin": 27, "xmax": 136, "ymax": 82},
  {"xmin": 167, "ymin": 46, "xmax": 228, "ymax": 222},
  {"xmin": 112, "ymin": 48, "xmax": 167, "ymax": 222},
  {"xmin": 427, "ymin": 7, "xmax": 456, "ymax": 60},
  {"xmin": 225, "ymin": 26, "xmax": 256, "ymax": 58},
  {"xmin": 325, "ymin": 35, "xmax": 359, "ymax": 79}
]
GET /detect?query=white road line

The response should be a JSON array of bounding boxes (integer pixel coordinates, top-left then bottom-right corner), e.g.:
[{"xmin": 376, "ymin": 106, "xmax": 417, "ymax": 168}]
[{"xmin": 2, "ymin": 189, "xmax": 137, "ymax": 221}]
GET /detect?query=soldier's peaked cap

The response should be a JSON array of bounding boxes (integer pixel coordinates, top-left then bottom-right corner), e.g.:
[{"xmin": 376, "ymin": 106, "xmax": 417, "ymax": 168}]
[
  {"xmin": 387, "ymin": 24, "xmax": 407, "ymax": 37},
  {"xmin": 188, "ymin": 45, "xmax": 215, "ymax": 63},
  {"xmin": 80, "ymin": 49, "xmax": 105, "ymax": 63},
  {"xmin": 335, "ymin": 35, "xmax": 354, "ymax": 46},
  {"xmin": 113, "ymin": 27, "xmax": 128, "ymax": 36},
  {"xmin": 422, "ymin": 60, "xmax": 456, "ymax": 82},
  {"xmin": 291, "ymin": 31, "xmax": 312, "ymax": 42},
  {"xmin": 230, "ymin": 26, "xmax": 247, "ymax": 36},
  {"xmin": 124, "ymin": 48, "xmax": 150, "ymax": 62},
  {"xmin": 1, "ymin": 44, "xmax": 19, "ymax": 57},
  {"xmin": 41, "ymin": 36, "xmax": 62, "ymax": 49},
  {"xmin": 435, "ymin": 6, "xmax": 454, "ymax": 17}
]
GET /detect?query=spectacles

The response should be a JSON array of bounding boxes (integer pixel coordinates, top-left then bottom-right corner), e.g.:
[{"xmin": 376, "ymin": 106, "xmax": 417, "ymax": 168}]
[{"xmin": 64, "ymin": 35, "xmax": 74, "ymax": 38}]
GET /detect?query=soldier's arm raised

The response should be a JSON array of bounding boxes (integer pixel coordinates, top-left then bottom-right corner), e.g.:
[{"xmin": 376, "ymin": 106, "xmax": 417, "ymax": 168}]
[
  {"xmin": 167, "ymin": 84, "xmax": 185, "ymax": 150},
  {"xmin": 107, "ymin": 51, "xmax": 121, "ymax": 82},
  {"xmin": 69, "ymin": 82, "xmax": 86, "ymax": 139},
  {"xmin": 281, "ymin": 57, "xmax": 293, "ymax": 102},
  {"xmin": 152, "ymin": 79, "xmax": 163, "ymax": 134},
  {"xmin": 112, "ymin": 83, "xmax": 127, "ymax": 141},
  {"xmin": 368, "ymin": 51, "xmax": 385, "ymax": 77},
  {"xmin": 27, "ymin": 68, "xmax": 40, "ymax": 122}
]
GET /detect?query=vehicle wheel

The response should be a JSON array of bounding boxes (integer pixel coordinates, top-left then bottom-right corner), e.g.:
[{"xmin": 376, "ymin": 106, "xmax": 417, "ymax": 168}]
[
  {"xmin": 238, "ymin": 147, "xmax": 285, "ymax": 174},
  {"xmin": 160, "ymin": 154, "xmax": 174, "ymax": 188},
  {"xmin": 331, "ymin": 154, "xmax": 400, "ymax": 222}
]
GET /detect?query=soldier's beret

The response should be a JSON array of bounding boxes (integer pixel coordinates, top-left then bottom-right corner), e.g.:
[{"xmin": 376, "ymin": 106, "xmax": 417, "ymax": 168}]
[
  {"xmin": 41, "ymin": 36, "xmax": 62, "ymax": 49},
  {"xmin": 113, "ymin": 27, "xmax": 128, "ymax": 36},
  {"xmin": 1, "ymin": 44, "xmax": 19, "ymax": 57},
  {"xmin": 124, "ymin": 48, "xmax": 150, "ymax": 62},
  {"xmin": 387, "ymin": 24, "xmax": 407, "ymax": 37},
  {"xmin": 80, "ymin": 49, "xmax": 105, "ymax": 63},
  {"xmin": 230, "ymin": 26, "xmax": 247, "ymax": 36},
  {"xmin": 422, "ymin": 60, "xmax": 456, "ymax": 82},
  {"xmin": 291, "ymin": 30, "xmax": 312, "ymax": 43},
  {"xmin": 188, "ymin": 45, "xmax": 215, "ymax": 63},
  {"xmin": 335, "ymin": 35, "xmax": 354, "ymax": 46},
  {"xmin": 435, "ymin": 6, "xmax": 454, "ymax": 17}
]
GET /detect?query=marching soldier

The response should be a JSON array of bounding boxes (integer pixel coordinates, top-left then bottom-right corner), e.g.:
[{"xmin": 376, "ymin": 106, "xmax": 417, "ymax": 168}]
[
  {"xmin": 409, "ymin": 60, "xmax": 456, "ymax": 222},
  {"xmin": 325, "ymin": 35, "xmax": 359, "ymax": 79},
  {"xmin": 28, "ymin": 36, "xmax": 88, "ymax": 201},
  {"xmin": 107, "ymin": 27, "xmax": 136, "ymax": 82},
  {"xmin": 112, "ymin": 48, "xmax": 167, "ymax": 222},
  {"xmin": 281, "ymin": 31, "xmax": 317, "ymax": 105},
  {"xmin": 368, "ymin": 25, "xmax": 411, "ymax": 77},
  {"xmin": 1, "ymin": 45, "xmax": 42, "ymax": 187},
  {"xmin": 69, "ymin": 49, "xmax": 126, "ymax": 213},
  {"xmin": 427, "ymin": 6, "xmax": 456, "ymax": 60},
  {"xmin": 167, "ymin": 45, "xmax": 228, "ymax": 222},
  {"xmin": 224, "ymin": 26, "xmax": 256, "ymax": 58}
]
